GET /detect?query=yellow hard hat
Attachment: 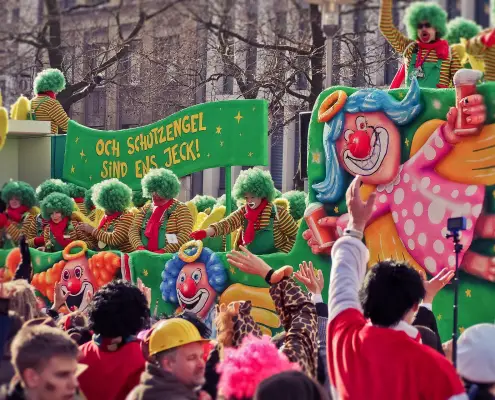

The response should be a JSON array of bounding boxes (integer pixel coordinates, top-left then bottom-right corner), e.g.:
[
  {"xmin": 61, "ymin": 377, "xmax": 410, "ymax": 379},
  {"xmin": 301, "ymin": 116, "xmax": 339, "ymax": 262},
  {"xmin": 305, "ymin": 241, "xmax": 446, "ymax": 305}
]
[{"xmin": 149, "ymin": 318, "xmax": 209, "ymax": 356}]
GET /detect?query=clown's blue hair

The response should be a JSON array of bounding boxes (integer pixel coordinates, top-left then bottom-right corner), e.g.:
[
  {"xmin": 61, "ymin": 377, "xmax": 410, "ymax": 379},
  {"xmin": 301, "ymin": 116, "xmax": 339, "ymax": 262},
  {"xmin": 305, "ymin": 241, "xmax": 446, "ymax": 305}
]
[
  {"xmin": 160, "ymin": 247, "xmax": 228, "ymax": 304},
  {"xmin": 313, "ymin": 78, "xmax": 422, "ymax": 203}
]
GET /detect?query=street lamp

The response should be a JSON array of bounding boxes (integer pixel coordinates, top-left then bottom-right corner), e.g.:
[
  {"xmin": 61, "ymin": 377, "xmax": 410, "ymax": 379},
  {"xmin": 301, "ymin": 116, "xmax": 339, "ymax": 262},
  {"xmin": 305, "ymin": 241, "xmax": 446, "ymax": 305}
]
[{"xmin": 306, "ymin": 0, "xmax": 357, "ymax": 87}]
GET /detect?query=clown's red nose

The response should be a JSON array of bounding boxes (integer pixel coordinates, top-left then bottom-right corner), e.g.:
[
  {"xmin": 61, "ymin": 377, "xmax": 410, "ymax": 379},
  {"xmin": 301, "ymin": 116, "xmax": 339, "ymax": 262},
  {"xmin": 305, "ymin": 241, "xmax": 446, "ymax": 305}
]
[
  {"xmin": 180, "ymin": 277, "xmax": 197, "ymax": 298},
  {"xmin": 348, "ymin": 130, "xmax": 371, "ymax": 159},
  {"xmin": 67, "ymin": 278, "xmax": 82, "ymax": 295}
]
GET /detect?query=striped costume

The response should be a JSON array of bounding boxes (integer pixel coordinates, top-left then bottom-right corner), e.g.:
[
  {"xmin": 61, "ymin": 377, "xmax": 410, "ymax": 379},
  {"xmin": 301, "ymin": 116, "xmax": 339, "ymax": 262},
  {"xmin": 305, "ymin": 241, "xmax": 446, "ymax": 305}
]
[
  {"xmin": 43, "ymin": 220, "xmax": 97, "ymax": 251},
  {"xmin": 2, "ymin": 212, "xmax": 37, "ymax": 247},
  {"xmin": 30, "ymin": 96, "xmax": 69, "ymax": 134},
  {"xmin": 465, "ymin": 30, "xmax": 495, "ymax": 81},
  {"xmin": 209, "ymin": 202, "xmax": 298, "ymax": 253},
  {"xmin": 379, "ymin": 0, "xmax": 462, "ymax": 88},
  {"xmin": 129, "ymin": 200, "xmax": 193, "ymax": 253},
  {"xmin": 91, "ymin": 212, "xmax": 135, "ymax": 253}
]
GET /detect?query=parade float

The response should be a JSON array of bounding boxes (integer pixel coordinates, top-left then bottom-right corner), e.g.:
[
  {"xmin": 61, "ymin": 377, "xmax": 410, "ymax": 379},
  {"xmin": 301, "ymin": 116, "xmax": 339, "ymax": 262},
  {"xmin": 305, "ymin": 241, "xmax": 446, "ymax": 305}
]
[{"xmin": 1, "ymin": 34, "xmax": 495, "ymax": 339}]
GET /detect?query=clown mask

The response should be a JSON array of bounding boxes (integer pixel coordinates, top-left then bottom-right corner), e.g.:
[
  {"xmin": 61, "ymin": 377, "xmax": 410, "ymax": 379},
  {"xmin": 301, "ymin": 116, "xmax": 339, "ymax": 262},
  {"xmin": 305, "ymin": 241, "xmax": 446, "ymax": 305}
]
[
  {"xmin": 336, "ymin": 112, "xmax": 401, "ymax": 185},
  {"xmin": 244, "ymin": 193, "xmax": 263, "ymax": 210},
  {"xmin": 176, "ymin": 262, "xmax": 216, "ymax": 319},
  {"xmin": 60, "ymin": 256, "xmax": 95, "ymax": 312}
]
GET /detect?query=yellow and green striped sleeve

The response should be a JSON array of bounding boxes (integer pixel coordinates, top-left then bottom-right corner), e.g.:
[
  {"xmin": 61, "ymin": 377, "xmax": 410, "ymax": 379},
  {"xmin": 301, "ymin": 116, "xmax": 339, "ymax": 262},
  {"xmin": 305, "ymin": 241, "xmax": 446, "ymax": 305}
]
[
  {"xmin": 93, "ymin": 213, "xmax": 134, "ymax": 249},
  {"xmin": 210, "ymin": 209, "xmax": 244, "ymax": 237},
  {"xmin": 379, "ymin": 0, "xmax": 414, "ymax": 54}
]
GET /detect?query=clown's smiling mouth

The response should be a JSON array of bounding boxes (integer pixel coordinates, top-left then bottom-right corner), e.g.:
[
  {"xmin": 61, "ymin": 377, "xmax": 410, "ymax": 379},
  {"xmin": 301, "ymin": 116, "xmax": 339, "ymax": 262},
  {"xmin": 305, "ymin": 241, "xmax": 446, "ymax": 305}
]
[
  {"xmin": 177, "ymin": 288, "xmax": 210, "ymax": 315},
  {"xmin": 62, "ymin": 282, "xmax": 94, "ymax": 312},
  {"xmin": 344, "ymin": 127, "xmax": 389, "ymax": 176}
]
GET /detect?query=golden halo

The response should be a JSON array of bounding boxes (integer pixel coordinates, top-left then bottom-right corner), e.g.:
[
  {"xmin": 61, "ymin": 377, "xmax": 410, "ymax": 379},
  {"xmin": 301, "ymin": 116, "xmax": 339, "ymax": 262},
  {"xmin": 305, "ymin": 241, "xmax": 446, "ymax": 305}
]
[
  {"xmin": 318, "ymin": 90, "xmax": 348, "ymax": 123},
  {"xmin": 178, "ymin": 240, "xmax": 203, "ymax": 263},
  {"xmin": 62, "ymin": 241, "xmax": 88, "ymax": 261}
]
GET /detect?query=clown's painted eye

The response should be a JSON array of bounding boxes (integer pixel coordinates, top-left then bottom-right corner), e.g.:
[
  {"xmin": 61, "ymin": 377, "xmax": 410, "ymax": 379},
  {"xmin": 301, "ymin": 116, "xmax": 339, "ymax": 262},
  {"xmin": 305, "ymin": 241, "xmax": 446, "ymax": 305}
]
[
  {"xmin": 74, "ymin": 266, "xmax": 82, "ymax": 279},
  {"xmin": 179, "ymin": 272, "xmax": 186, "ymax": 283},
  {"xmin": 356, "ymin": 116, "xmax": 367, "ymax": 131},
  {"xmin": 192, "ymin": 269, "xmax": 202, "ymax": 284},
  {"xmin": 344, "ymin": 129, "xmax": 354, "ymax": 142},
  {"xmin": 62, "ymin": 270, "xmax": 70, "ymax": 281}
]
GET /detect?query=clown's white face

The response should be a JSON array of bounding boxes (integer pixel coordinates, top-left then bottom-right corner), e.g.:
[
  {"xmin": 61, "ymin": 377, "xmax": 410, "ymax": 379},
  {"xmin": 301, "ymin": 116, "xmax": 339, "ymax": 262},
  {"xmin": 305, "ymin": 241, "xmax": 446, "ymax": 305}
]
[{"xmin": 244, "ymin": 193, "xmax": 263, "ymax": 210}]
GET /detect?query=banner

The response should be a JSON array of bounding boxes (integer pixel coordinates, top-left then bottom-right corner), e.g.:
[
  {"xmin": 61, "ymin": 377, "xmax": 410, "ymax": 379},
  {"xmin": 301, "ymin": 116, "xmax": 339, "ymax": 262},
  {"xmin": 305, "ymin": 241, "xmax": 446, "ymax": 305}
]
[{"xmin": 63, "ymin": 100, "xmax": 269, "ymax": 190}]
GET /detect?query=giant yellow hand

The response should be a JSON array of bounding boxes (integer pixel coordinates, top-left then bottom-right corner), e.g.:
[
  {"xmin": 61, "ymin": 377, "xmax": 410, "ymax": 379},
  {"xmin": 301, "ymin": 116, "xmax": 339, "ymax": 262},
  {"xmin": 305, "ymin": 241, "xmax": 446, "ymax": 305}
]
[{"xmin": 219, "ymin": 283, "xmax": 281, "ymax": 336}]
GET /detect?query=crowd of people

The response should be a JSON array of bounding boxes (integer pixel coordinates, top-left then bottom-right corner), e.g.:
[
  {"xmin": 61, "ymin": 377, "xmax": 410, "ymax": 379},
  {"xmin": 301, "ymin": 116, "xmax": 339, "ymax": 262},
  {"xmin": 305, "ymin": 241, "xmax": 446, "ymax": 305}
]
[{"xmin": 0, "ymin": 175, "xmax": 493, "ymax": 400}]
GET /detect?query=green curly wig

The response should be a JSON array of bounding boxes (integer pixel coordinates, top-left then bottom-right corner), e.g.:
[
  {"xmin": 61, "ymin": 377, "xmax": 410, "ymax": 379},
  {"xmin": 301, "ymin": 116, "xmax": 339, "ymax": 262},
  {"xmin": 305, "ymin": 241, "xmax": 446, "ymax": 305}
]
[
  {"xmin": 232, "ymin": 168, "xmax": 276, "ymax": 202},
  {"xmin": 40, "ymin": 193, "xmax": 74, "ymax": 220},
  {"xmin": 1, "ymin": 181, "xmax": 36, "ymax": 209},
  {"xmin": 132, "ymin": 190, "xmax": 148, "ymax": 208},
  {"xmin": 142, "ymin": 168, "xmax": 180, "ymax": 199},
  {"xmin": 67, "ymin": 183, "xmax": 86, "ymax": 199},
  {"xmin": 445, "ymin": 17, "xmax": 481, "ymax": 44},
  {"xmin": 192, "ymin": 195, "xmax": 216, "ymax": 213},
  {"xmin": 36, "ymin": 179, "xmax": 69, "ymax": 202},
  {"xmin": 405, "ymin": 2, "xmax": 447, "ymax": 40},
  {"xmin": 282, "ymin": 191, "xmax": 307, "ymax": 221},
  {"xmin": 92, "ymin": 179, "xmax": 132, "ymax": 213},
  {"xmin": 84, "ymin": 188, "xmax": 94, "ymax": 211},
  {"xmin": 33, "ymin": 69, "xmax": 66, "ymax": 95}
]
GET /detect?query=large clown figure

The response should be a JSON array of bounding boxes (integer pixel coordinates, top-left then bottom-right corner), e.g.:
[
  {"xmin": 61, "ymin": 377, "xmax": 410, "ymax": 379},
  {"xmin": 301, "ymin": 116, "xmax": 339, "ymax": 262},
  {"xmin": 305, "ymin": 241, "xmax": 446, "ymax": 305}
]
[
  {"xmin": 161, "ymin": 240, "xmax": 228, "ymax": 329},
  {"xmin": 380, "ymin": 0, "xmax": 462, "ymax": 89},
  {"xmin": 129, "ymin": 168, "xmax": 194, "ymax": 253},
  {"xmin": 191, "ymin": 168, "xmax": 298, "ymax": 254},
  {"xmin": 308, "ymin": 76, "xmax": 487, "ymax": 278}
]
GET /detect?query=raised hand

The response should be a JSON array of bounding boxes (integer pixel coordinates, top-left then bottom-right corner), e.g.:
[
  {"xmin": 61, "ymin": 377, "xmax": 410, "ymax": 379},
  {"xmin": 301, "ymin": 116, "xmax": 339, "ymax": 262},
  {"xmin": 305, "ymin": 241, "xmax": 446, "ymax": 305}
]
[
  {"xmin": 294, "ymin": 261, "xmax": 324, "ymax": 295},
  {"xmin": 346, "ymin": 176, "xmax": 376, "ymax": 233},
  {"xmin": 226, "ymin": 245, "xmax": 272, "ymax": 278},
  {"xmin": 423, "ymin": 268, "xmax": 455, "ymax": 304},
  {"xmin": 52, "ymin": 281, "xmax": 69, "ymax": 311}
]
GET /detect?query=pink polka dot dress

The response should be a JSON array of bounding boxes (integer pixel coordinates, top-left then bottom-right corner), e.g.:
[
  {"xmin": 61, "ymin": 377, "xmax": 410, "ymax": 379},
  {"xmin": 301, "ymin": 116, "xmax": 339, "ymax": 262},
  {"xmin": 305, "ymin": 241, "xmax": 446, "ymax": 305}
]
[{"xmin": 337, "ymin": 125, "xmax": 485, "ymax": 275}]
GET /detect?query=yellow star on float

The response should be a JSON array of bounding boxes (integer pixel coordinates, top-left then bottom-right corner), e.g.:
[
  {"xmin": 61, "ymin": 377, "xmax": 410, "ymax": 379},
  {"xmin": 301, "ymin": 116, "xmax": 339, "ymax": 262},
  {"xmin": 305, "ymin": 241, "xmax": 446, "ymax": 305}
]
[
  {"xmin": 405, "ymin": 138, "xmax": 409, "ymax": 147},
  {"xmin": 459, "ymin": 326, "xmax": 465, "ymax": 334},
  {"xmin": 143, "ymin": 269, "xmax": 149, "ymax": 277},
  {"xmin": 334, "ymin": 206, "xmax": 339, "ymax": 213},
  {"xmin": 216, "ymin": 126, "xmax": 222, "ymax": 134},
  {"xmin": 465, "ymin": 289, "xmax": 472, "ymax": 298},
  {"xmin": 312, "ymin": 151, "xmax": 321, "ymax": 164},
  {"xmin": 437, "ymin": 314, "xmax": 442, "ymax": 321},
  {"xmin": 234, "ymin": 111, "xmax": 243, "ymax": 123},
  {"xmin": 80, "ymin": 149, "xmax": 86, "ymax": 158},
  {"xmin": 248, "ymin": 152, "xmax": 253, "ymax": 157},
  {"xmin": 229, "ymin": 266, "xmax": 236, "ymax": 275},
  {"xmin": 220, "ymin": 141, "xmax": 224, "ymax": 147},
  {"xmin": 35, "ymin": 256, "xmax": 41, "ymax": 266},
  {"xmin": 75, "ymin": 137, "xmax": 80, "ymax": 144},
  {"xmin": 71, "ymin": 165, "xmax": 75, "ymax": 173}
]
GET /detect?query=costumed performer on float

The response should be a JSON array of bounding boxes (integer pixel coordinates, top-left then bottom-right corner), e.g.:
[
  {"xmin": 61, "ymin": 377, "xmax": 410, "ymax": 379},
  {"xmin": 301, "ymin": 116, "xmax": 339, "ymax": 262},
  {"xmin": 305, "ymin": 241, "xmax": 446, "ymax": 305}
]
[
  {"xmin": 379, "ymin": 0, "xmax": 462, "ymax": 88},
  {"xmin": 79, "ymin": 179, "xmax": 135, "ymax": 252},
  {"xmin": 465, "ymin": 24, "xmax": 495, "ymax": 81},
  {"xmin": 281, "ymin": 190, "xmax": 307, "ymax": 223},
  {"xmin": 161, "ymin": 240, "xmax": 228, "ymax": 330},
  {"xmin": 39, "ymin": 192, "xmax": 96, "ymax": 252},
  {"xmin": 27, "ymin": 179, "xmax": 71, "ymax": 248},
  {"xmin": 30, "ymin": 69, "xmax": 70, "ymax": 134},
  {"xmin": 445, "ymin": 17, "xmax": 482, "ymax": 70},
  {"xmin": 68, "ymin": 183, "xmax": 88, "ymax": 216},
  {"xmin": 129, "ymin": 168, "xmax": 194, "ymax": 253},
  {"xmin": 0, "ymin": 181, "xmax": 37, "ymax": 249},
  {"xmin": 190, "ymin": 168, "xmax": 298, "ymax": 255}
]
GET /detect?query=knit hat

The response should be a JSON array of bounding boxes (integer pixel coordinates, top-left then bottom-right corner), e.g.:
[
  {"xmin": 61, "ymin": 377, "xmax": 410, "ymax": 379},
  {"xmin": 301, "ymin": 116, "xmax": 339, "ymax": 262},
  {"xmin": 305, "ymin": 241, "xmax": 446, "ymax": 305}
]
[{"xmin": 457, "ymin": 323, "xmax": 495, "ymax": 384}]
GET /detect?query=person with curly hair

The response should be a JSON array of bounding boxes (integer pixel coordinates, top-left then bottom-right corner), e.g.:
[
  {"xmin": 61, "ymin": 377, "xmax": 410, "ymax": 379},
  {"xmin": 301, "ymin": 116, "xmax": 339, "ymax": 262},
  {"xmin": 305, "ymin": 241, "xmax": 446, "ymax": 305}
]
[
  {"xmin": 129, "ymin": 168, "xmax": 193, "ymax": 253},
  {"xmin": 78, "ymin": 280, "xmax": 149, "ymax": 400},
  {"xmin": 379, "ymin": 0, "xmax": 462, "ymax": 88},
  {"xmin": 0, "ymin": 181, "xmax": 37, "ymax": 249},
  {"xmin": 39, "ymin": 192, "xmax": 95, "ymax": 252},
  {"xmin": 131, "ymin": 190, "xmax": 148, "ymax": 210},
  {"xmin": 191, "ymin": 168, "xmax": 298, "ymax": 254},
  {"xmin": 191, "ymin": 194, "xmax": 216, "ymax": 214},
  {"xmin": 281, "ymin": 191, "xmax": 307, "ymax": 222},
  {"xmin": 30, "ymin": 68, "xmax": 70, "ymax": 134},
  {"xmin": 78, "ymin": 179, "xmax": 134, "ymax": 252},
  {"xmin": 26, "ymin": 179, "xmax": 71, "ymax": 248},
  {"xmin": 446, "ymin": 17, "xmax": 483, "ymax": 69},
  {"xmin": 67, "ymin": 183, "xmax": 88, "ymax": 216}
]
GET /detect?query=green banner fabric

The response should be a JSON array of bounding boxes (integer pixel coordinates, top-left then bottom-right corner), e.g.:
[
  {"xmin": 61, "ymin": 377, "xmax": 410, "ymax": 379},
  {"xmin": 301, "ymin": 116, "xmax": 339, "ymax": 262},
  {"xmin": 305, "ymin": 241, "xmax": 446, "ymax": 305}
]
[{"xmin": 63, "ymin": 100, "xmax": 269, "ymax": 190}]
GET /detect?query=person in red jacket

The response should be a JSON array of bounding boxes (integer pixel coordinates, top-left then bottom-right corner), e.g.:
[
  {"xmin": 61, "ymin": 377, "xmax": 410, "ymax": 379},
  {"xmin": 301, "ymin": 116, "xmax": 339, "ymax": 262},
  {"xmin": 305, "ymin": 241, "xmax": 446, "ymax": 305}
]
[
  {"xmin": 320, "ymin": 176, "xmax": 467, "ymax": 400},
  {"xmin": 78, "ymin": 280, "xmax": 149, "ymax": 400}
]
